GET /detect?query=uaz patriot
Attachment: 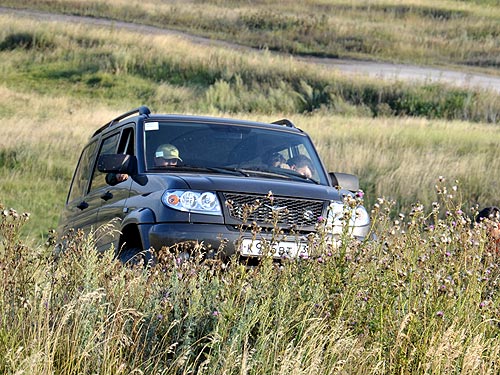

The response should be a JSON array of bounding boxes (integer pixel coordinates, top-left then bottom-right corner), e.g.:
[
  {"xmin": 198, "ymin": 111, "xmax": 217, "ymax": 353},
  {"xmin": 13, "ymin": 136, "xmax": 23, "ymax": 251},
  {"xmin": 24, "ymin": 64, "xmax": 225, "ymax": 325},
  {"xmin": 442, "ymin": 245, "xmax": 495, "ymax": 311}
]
[{"xmin": 57, "ymin": 106, "xmax": 370, "ymax": 263}]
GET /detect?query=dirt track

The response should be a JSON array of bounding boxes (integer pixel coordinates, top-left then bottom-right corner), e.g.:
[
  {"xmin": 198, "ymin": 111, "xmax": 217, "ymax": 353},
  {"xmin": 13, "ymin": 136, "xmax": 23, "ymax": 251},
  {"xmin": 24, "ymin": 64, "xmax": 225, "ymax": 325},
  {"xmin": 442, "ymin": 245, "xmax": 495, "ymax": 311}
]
[{"xmin": 2, "ymin": 6, "xmax": 500, "ymax": 94}]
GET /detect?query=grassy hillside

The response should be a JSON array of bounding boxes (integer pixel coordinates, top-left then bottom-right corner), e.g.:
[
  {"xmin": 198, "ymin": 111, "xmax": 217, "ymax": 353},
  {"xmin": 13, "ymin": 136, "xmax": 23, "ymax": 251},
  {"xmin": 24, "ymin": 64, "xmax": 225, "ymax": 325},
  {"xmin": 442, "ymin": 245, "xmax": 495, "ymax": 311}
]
[
  {"xmin": 0, "ymin": 12, "xmax": 499, "ymax": 240},
  {"xmin": 2, "ymin": 0, "xmax": 500, "ymax": 71},
  {"xmin": 1, "ymin": 177, "xmax": 500, "ymax": 374},
  {"xmin": 1, "ymin": 3, "xmax": 500, "ymax": 374}
]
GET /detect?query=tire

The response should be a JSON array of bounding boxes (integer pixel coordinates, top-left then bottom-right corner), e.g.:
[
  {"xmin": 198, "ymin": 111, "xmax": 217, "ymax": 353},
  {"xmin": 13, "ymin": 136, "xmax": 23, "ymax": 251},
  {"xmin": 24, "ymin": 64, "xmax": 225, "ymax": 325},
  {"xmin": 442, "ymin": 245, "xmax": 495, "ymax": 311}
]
[{"xmin": 117, "ymin": 247, "xmax": 153, "ymax": 267}]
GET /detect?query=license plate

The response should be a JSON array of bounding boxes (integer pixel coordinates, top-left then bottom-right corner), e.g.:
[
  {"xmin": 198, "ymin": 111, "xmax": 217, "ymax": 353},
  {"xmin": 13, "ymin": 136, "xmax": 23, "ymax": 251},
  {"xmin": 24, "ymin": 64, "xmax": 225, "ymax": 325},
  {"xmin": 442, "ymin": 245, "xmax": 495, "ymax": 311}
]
[{"xmin": 239, "ymin": 238, "xmax": 308, "ymax": 258}]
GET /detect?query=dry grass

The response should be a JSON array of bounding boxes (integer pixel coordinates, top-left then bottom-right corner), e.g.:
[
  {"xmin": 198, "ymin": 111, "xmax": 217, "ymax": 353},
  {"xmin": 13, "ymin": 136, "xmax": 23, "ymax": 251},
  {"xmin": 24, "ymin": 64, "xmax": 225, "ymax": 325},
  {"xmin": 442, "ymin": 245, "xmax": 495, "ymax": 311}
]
[
  {"xmin": 1, "ymin": 184, "xmax": 500, "ymax": 374},
  {"xmin": 4, "ymin": 0, "xmax": 500, "ymax": 70},
  {"xmin": 2, "ymin": 81, "xmax": 500, "ymax": 239}
]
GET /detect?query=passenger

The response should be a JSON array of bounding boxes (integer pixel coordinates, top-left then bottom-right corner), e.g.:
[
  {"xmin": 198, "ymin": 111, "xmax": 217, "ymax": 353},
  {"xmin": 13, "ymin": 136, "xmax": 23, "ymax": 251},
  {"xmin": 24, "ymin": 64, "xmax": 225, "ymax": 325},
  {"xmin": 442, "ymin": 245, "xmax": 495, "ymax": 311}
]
[
  {"xmin": 265, "ymin": 152, "xmax": 290, "ymax": 169},
  {"xmin": 287, "ymin": 154, "xmax": 314, "ymax": 179}
]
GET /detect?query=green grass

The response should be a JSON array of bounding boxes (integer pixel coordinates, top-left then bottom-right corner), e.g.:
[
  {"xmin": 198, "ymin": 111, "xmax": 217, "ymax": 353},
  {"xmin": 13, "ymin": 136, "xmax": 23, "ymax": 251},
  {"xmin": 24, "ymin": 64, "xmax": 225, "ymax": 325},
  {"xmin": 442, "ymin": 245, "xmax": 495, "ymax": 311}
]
[
  {"xmin": 1, "ymin": 186, "xmax": 500, "ymax": 374},
  {"xmin": 2, "ymin": 0, "xmax": 500, "ymax": 70},
  {"xmin": 0, "ymin": 11, "xmax": 499, "ymax": 240},
  {"xmin": 1, "ymin": 3, "xmax": 500, "ymax": 373},
  {"xmin": 1, "ymin": 15, "xmax": 499, "ymax": 122}
]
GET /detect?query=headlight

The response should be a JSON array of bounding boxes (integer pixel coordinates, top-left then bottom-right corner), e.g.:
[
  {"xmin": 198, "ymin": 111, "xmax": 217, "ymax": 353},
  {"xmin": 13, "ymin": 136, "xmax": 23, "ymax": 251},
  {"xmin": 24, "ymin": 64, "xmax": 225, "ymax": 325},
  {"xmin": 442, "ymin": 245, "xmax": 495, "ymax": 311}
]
[
  {"xmin": 327, "ymin": 202, "xmax": 370, "ymax": 227},
  {"xmin": 162, "ymin": 190, "xmax": 222, "ymax": 215},
  {"xmin": 353, "ymin": 205, "xmax": 370, "ymax": 227}
]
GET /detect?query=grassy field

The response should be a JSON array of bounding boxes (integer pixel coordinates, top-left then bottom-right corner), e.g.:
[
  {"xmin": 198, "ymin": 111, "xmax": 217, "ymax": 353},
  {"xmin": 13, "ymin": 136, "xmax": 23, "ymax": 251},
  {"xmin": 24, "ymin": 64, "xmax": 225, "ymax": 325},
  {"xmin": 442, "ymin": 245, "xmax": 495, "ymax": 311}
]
[
  {"xmin": 0, "ymin": 12, "xmax": 499, "ymax": 239},
  {"xmin": 2, "ymin": 179, "xmax": 500, "ymax": 374},
  {"xmin": 1, "ymin": 2, "xmax": 500, "ymax": 373},
  {"xmin": 2, "ymin": 0, "xmax": 500, "ymax": 71}
]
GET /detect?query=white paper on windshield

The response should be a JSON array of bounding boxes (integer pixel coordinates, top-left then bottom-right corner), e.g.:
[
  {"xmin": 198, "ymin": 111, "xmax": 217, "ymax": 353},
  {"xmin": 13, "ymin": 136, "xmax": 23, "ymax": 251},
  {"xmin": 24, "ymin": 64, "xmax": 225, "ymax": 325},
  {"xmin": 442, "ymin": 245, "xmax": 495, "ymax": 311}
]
[{"xmin": 145, "ymin": 122, "xmax": 159, "ymax": 131}]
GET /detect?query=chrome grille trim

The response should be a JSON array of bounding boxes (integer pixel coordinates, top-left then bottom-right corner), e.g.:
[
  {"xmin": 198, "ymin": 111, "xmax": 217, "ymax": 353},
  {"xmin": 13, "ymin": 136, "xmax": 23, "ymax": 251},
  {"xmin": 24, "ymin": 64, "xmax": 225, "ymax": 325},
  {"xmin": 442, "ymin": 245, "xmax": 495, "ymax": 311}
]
[{"xmin": 223, "ymin": 193, "xmax": 324, "ymax": 228}]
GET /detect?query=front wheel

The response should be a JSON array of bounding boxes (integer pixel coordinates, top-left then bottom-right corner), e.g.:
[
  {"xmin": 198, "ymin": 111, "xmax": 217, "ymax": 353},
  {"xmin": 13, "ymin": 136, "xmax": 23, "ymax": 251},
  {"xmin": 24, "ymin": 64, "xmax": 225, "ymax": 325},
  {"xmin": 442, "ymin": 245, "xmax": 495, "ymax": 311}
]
[{"xmin": 117, "ymin": 247, "xmax": 153, "ymax": 267}]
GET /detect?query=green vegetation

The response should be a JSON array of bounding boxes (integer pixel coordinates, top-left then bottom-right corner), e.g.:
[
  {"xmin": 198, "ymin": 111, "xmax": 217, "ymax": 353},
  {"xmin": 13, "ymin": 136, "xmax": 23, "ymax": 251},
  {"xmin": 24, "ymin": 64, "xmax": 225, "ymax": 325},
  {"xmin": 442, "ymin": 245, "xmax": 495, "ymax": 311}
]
[
  {"xmin": 1, "ymin": 13, "xmax": 499, "ymax": 123},
  {"xmin": 1, "ymin": 185, "xmax": 500, "ymax": 374},
  {"xmin": 0, "ymin": 12, "xmax": 499, "ymax": 239},
  {"xmin": 3, "ymin": 0, "xmax": 500, "ymax": 70},
  {"xmin": 1, "ymin": 2, "xmax": 500, "ymax": 373}
]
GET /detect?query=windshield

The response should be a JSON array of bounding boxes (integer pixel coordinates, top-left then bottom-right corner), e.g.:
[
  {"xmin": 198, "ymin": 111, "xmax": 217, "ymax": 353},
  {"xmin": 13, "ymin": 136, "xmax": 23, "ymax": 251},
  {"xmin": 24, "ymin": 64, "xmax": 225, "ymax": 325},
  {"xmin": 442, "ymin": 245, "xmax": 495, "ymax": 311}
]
[{"xmin": 143, "ymin": 120, "xmax": 328, "ymax": 185}]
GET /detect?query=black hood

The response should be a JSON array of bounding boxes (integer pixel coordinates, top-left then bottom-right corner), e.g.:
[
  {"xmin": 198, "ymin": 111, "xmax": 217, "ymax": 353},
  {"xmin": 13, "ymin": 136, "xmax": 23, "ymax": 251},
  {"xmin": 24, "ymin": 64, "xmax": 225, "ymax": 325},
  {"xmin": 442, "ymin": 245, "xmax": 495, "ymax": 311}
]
[{"xmin": 172, "ymin": 173, "xmax": 342, "ymax": 201}]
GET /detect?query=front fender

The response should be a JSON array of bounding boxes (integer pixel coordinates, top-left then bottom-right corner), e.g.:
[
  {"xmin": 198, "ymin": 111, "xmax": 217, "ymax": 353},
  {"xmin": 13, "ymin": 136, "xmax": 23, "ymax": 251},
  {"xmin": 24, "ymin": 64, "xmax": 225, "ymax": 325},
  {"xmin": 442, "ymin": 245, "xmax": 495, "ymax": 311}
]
[{"xmin": 121, "ymin": 207, "xmax": 157, "ymax": 251}]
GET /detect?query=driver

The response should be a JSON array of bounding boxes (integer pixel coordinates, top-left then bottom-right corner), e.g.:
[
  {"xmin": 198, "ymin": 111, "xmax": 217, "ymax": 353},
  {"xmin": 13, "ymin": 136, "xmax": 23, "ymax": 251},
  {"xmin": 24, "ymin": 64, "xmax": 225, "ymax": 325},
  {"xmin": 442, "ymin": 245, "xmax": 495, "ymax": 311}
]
[{"xmin": 153, "ymin": 144, "xmax": 182, "ymax": 167}]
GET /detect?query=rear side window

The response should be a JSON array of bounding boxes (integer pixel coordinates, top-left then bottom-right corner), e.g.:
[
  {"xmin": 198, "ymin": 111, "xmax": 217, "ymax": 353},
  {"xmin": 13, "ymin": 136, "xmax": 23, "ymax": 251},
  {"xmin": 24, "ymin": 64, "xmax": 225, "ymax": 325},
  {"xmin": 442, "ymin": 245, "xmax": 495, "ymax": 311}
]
[{"xmin": 67, "ymin": 140, "xmax": 99, "ymax": 203}]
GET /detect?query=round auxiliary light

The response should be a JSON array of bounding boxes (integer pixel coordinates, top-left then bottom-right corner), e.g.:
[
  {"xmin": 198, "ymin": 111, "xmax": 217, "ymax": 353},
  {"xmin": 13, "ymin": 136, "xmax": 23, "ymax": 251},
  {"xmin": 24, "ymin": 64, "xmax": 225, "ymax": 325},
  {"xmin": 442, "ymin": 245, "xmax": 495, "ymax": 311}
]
[
  {"xmin": 199, "ymin": 192, "xmax": 218, "ymax": 211},
  {"xmin": 180, "ymin": 191, "xmax": 198, "ymax": 209}
]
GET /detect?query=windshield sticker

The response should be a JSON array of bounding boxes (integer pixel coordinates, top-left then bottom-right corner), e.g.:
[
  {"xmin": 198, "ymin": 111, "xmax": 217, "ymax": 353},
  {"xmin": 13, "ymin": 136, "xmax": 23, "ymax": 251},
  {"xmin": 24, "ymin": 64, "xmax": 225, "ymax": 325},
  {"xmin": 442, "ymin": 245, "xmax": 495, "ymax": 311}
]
[{"xmin": 145, "ymin": 122, "xmax": 159, "ymax": 131}]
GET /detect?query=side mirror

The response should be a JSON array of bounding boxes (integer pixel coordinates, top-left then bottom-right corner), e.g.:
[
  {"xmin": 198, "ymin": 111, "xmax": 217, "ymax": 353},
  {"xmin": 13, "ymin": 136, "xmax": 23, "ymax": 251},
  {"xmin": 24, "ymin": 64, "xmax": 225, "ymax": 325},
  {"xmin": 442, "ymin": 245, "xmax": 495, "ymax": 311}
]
[
  {"xmin": 329, "ymin": 172, "xmax": 359, "ymax": 192},
  {"xmin": 98, "ymin": 154, "xmax": 137, "ymax": 175}
]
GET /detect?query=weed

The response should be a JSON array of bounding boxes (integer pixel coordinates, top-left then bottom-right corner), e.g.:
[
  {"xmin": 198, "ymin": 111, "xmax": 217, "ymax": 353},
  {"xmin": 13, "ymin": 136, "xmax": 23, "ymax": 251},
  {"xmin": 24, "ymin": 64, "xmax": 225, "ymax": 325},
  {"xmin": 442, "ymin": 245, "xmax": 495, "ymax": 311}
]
[{"xmin": 1, "ymin": 178, "xmax": 500, "ymax": 373}]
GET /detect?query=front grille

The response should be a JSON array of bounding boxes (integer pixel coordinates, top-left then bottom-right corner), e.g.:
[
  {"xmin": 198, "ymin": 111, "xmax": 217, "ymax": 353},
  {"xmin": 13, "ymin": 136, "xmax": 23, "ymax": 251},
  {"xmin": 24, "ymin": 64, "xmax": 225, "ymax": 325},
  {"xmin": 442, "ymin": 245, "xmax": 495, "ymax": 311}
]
[{"xmin": 223, "ymin": 192, "xmax": 324, "ymax": 228}]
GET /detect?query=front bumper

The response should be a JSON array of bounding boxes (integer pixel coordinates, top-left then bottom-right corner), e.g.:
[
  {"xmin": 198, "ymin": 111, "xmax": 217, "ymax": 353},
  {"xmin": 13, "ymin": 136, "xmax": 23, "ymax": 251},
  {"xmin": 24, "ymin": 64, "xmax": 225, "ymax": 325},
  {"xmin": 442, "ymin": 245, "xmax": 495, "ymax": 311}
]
[
  {"xmin": 145, "ymin": 222, "xmax": 369, "ymax": 259},
  {"xmin": 148, "ymin": 222, "xmax": 310, "ymax": 257}
]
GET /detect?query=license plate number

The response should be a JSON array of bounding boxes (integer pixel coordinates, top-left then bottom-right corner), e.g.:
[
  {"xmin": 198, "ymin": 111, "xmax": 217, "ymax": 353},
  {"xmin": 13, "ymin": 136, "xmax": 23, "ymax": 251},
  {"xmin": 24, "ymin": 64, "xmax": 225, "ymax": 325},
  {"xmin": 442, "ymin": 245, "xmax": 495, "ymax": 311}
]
[{"xmin": 239, "ymin": 239, "xmax": 308, "ymax": 258}]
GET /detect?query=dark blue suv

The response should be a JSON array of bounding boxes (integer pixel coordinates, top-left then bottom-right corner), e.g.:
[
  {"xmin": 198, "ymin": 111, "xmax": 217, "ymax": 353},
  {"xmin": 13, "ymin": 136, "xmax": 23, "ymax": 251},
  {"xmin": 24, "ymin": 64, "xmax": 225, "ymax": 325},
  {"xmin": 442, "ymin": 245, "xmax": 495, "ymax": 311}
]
[{"xmin": 57, "ymin": 106, "xmax": 370, "ymax": 262}]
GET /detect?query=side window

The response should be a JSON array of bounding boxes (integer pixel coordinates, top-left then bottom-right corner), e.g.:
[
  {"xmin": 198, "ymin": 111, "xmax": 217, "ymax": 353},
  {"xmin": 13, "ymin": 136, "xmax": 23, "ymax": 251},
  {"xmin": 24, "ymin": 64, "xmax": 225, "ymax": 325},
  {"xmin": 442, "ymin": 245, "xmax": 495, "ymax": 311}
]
[
  {"xmin": 67, "ymin": 140, "xmax": 99, "ymax": 203},
  {"xmin": 117, "ymin": 127, "xmax": 134, "ymax": 155},
  {"xmin": 89, "ymin": 133, "xmax": 120, "ymax": 192}
]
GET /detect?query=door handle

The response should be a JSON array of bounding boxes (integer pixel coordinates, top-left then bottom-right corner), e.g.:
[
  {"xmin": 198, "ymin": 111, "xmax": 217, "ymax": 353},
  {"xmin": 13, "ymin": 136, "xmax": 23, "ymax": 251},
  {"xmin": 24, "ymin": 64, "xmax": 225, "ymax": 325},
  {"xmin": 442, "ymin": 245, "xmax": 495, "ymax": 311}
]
[
  {"xmin": 77, "ymin": 201, "xmax": 89, "ymax": 210},
  {"xmin": 101, "ymin": 191, "xmax": 113, "ymax": 201}
]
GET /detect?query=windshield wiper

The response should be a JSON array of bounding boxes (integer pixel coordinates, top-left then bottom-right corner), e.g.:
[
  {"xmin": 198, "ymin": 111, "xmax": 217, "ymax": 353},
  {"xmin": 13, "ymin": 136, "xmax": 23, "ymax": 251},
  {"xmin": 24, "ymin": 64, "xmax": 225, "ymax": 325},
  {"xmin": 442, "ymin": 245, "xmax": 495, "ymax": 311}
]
[
  {"xmin": 264, "ymin": 168, "xmax": 320, "ymax": 184},
  {"xmin": 148, "ymin": 165, "xmax": 318, "ymax": 183},
  {"xmin": 234, "ymin": 167, "xmax": 320, "ymax": 184},
  {"xmin": 149, "ymin": 165, "xmax": 249, "ymax": 176}
]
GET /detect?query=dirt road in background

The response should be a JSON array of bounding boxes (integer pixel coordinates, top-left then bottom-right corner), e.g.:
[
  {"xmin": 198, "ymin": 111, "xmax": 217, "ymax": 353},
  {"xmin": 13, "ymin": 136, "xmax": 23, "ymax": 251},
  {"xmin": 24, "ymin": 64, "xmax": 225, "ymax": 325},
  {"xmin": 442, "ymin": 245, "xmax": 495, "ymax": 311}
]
[{"xmin": 2, "ymin": 6, "xmax": 500, "ymax": 94}]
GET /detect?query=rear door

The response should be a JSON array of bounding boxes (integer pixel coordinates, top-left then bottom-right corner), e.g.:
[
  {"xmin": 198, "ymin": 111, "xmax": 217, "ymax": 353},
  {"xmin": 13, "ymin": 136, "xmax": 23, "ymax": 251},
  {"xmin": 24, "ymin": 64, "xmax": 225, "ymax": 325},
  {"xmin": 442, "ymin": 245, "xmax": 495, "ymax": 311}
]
[
  {"xmin": 95, "ymin": 126, "xmax": 136, "ymax": 251},
  {"xmin": 60, "ymin": 139, "xmax": 100, "ymax": 237}
]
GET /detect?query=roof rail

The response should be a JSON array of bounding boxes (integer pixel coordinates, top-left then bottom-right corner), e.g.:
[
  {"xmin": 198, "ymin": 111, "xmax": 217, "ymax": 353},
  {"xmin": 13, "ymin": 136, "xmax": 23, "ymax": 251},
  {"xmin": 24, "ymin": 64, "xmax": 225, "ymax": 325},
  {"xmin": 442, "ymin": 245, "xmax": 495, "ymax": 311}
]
[
  {"xmin": 92, "ymin": 106, "xmax": 151, "ymax": 137},
  {"xmin": 271, "ymin": 118, "xmax": 296, "ymax": 128},
  {"xmin": 109, "ymin": 105, "xmax": 151, "ymax": 126}
]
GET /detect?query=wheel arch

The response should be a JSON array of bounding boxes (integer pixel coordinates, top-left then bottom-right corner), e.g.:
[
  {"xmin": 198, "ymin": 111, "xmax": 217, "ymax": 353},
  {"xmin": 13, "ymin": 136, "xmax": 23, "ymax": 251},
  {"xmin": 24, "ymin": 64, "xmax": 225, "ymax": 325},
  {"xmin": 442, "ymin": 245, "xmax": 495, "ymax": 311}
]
[{"xmin": 117, "ymin": 208, "xmax": 156, "ymax": 255}]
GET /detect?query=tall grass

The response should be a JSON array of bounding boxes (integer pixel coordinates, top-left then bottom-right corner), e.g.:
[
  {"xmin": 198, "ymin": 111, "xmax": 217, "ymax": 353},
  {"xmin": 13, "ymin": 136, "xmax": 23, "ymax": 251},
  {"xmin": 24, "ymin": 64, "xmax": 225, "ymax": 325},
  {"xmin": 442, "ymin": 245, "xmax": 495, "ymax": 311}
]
[
  {"xmin": 1, "ymin": 83, "xmax": 499, "ymax": 241},
  {"xmin": 1, "ymin": 179, "xmax": 500, "ymax": 374},
  {"xmin": 1, "ymin": 4, "xmax": 500, "ymax": 372},
  {"xmin": 1, "ymin": 13, "xmax": 499, "ymax": 123},
  {"xmin": 3, "ymin": 0, "xmax": 500, "ymax": 70}
]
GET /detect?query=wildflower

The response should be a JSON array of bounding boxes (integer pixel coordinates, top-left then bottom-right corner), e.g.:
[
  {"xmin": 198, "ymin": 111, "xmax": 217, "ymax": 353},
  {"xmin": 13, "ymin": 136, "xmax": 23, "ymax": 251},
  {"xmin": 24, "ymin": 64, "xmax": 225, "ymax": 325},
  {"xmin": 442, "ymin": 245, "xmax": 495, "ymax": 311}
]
[
  {"xmin": 356, "ymin": 190, "xmax": 364, "ymax": 199},
  {"xmin": 436, "ymin": 310, "xmax": 444, "ymax": 317},
  {"xmin": 157, "ymin": 314, "xmax": 164, "ymax": 320},
  {"xmin": 317, "ymin": 216, "xmax": 324, "ymax": 223},
  {"xmin": 267, "ymin": 191, "xmax": 274, "ymax": 203},
  {"xmin": 212, "ymin": 310, "xmax": 220, "ymax": 317}
]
